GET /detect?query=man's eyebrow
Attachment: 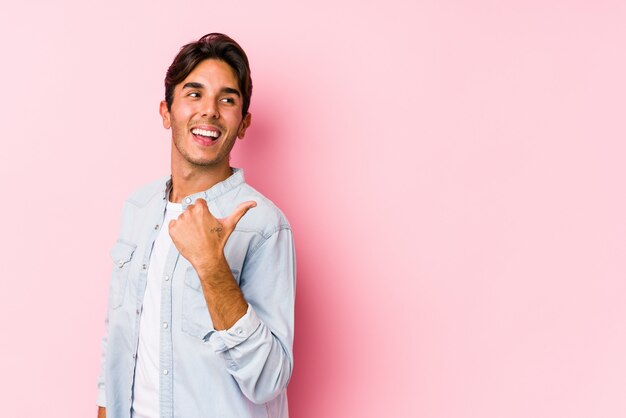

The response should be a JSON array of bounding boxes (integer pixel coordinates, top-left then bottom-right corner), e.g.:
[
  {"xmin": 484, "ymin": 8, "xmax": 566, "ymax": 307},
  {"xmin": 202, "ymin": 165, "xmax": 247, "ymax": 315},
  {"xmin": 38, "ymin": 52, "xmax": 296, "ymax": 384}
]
[
  {"xmin": 182, "ymin": 82, "xmax": 204, "ymax": 90},
  {"xmin": 222, "ymin": 87, "xmax": 241, "ymax": 97},
  {"xmin": 181, "ymin": 83, "xmax": 240, "ymax": 97}
]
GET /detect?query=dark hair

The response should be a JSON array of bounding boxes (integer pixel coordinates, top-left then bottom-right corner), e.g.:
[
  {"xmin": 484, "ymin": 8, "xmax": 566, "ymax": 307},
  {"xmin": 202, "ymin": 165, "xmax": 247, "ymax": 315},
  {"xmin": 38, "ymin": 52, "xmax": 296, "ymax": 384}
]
[{"xmin": 164, "ymin": 33, "xmax": 252, "ymax": 116}]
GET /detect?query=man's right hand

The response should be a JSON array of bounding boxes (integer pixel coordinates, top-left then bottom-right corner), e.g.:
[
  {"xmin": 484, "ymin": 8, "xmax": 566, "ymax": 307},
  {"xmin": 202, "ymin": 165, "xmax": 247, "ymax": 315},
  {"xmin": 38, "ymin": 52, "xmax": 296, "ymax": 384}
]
[{"xmin": 97, "ymin": 407, "xmax": 106, "ymax": 418}]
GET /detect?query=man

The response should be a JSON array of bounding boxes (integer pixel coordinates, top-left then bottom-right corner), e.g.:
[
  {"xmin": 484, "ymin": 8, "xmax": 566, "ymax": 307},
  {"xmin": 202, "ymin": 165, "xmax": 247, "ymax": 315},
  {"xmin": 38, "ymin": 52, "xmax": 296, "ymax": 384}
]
[{"xmin": 96, "ymin": 33, "xmax": 296, "ymax": 418}]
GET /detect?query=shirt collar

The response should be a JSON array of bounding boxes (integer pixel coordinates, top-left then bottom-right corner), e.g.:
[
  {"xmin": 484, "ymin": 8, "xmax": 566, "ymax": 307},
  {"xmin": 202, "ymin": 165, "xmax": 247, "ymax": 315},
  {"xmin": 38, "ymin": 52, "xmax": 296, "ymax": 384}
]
[{"xmin": 163, "ymin": 168, "xmax": 245, "ymax": 209}]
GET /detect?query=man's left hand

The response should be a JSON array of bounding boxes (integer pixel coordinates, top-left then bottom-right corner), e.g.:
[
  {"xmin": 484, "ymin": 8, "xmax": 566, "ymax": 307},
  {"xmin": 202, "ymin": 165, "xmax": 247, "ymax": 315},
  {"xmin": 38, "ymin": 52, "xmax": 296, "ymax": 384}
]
[{"xmin": 169, "ymin": 198, "xmax": 257, "ymax": 271}]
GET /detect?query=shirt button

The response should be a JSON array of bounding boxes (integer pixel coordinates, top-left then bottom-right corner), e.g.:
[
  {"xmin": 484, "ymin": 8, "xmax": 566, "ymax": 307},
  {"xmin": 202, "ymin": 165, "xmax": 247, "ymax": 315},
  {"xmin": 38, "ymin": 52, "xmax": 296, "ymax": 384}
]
[
  {"xmin": 162, "ymin": 322, "xmax": 169, "ymax": 329},
  {"xmin": 136, "ymin": 309, "xmax": 140, "ymax": 315},
  {"xmin": 154, "ymin": 224, "xmax": 160, "ymax": 230},
  {"xmin": 142, "ymin": 264, "xmax": 147, "ymax": 270},
  {"xmin": 184, "ymin": 197, "xmax": 192, "ymax": 204},
  {"xmin": 132, "ymin": 354, "xmax": 136, "ymax": 359},
  {"xmin": 163, "ymin": 369, "xmax": 169, "ymax": 375},
  {"xmin": 236, "ymin": 327, "xmax": 244, "ymax": 336},
  {"xmin": 117, "ymin": 260, "xmax": 124, "ymax": 267},
  {"xmin": 164, "ymin": 275, "xmax": 170, "ymax": 281}
]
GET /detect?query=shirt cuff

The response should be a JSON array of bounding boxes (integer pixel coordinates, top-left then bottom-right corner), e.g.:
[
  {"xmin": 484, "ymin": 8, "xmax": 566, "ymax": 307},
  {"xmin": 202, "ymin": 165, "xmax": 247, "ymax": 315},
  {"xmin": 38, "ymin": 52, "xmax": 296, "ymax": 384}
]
[
  {"xmin": 208, "ymin": 304, "xmax": 261, "ymax": 352},
  {"xmin": 96, "ymin": 388, "xmax": 106, "ymax": 407}
]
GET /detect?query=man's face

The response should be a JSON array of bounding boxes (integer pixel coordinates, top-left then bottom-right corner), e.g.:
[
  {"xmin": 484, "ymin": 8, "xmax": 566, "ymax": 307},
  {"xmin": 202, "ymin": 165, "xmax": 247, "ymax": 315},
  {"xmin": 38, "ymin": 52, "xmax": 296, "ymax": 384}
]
[{"xmin": 160, "ymin": 59, "xmax": 251, "ymax": 170}]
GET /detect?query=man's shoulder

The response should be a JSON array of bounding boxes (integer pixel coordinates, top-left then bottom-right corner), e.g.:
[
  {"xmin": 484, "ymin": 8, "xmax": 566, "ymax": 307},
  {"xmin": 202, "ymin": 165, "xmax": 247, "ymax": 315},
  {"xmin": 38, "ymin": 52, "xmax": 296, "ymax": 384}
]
[
  {"xmin": 229, "ymin": 182, "xmax": 291, "ymax": 236},
  {"xmin": 124, "ymin": 176, "xmax": 169, "ymax": 208}
]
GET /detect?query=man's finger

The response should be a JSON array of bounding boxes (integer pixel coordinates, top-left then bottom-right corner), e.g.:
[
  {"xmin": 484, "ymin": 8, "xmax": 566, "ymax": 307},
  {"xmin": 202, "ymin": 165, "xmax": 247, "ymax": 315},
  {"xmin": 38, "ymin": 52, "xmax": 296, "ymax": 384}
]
[
  {"xmin": 189, "ymin": 198, "xmax": 209, "ymax": 214},
  {"xmin": 223, "ymin": 201, "xmax": 257, "ymax": 230}
]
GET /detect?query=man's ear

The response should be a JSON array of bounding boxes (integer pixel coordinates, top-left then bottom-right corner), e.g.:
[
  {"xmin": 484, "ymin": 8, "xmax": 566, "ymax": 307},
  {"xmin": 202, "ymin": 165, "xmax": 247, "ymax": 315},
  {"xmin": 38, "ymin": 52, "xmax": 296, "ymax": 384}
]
[
  {"xmin": 159, "ymin": 100, "xmax": 171, "ymax": 129},
  {"xmin": 237, "ymin": 113, "xmax": 252, "ymax": 139}
]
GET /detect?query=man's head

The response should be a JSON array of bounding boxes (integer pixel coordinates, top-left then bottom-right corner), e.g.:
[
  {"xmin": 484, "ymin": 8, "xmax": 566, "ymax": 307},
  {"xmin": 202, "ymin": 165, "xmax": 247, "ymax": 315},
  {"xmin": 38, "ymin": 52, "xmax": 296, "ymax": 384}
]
[
  {"xmin": 164, "ymin": 33, "xmax": 253, "ymax": 116},
  {"xmin": 160, "ymin": 34, "xmax": 253, "ymax": 171}
]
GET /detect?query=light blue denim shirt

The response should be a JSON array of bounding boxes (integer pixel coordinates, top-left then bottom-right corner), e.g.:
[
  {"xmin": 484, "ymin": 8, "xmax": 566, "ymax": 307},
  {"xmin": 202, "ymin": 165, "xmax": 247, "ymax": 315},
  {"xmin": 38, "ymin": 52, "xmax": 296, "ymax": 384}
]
[{"xmin": 97, "ymin": 168, "xmax": 296, "ymax": 418}]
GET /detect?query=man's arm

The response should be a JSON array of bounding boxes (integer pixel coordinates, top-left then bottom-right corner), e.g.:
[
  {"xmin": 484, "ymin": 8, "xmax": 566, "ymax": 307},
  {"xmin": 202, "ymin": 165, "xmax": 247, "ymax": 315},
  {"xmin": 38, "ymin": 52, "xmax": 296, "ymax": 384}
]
[
  {"xmin": 169, "ymin": 198, "xmax": 295, "ymax": 403},
  {"xmin": 207, "ymin": 226, "xmax": 295, "ymax": 403},
  {"xmin": 168, "ymin": 198, "xmax": 255, "ymax": 330},
  {"xmin": 97, "ymin": 407, "xmax": 106, "ymax": 418}
]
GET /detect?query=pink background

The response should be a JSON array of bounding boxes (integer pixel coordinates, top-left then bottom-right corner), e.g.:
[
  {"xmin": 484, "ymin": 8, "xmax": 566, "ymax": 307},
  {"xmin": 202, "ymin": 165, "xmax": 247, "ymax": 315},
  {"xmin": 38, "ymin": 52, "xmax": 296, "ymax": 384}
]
[{"xmin": 1, "ymin": 1, "xmax": 625, "ymax": 417}]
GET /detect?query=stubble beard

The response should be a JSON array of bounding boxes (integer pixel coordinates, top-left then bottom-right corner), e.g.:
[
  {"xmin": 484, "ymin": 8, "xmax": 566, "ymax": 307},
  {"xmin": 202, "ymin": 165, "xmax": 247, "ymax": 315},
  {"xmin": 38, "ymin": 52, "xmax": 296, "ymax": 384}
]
[{"xmin": 172, "ymin": 130, "xmax": 235, "ymax": 168}]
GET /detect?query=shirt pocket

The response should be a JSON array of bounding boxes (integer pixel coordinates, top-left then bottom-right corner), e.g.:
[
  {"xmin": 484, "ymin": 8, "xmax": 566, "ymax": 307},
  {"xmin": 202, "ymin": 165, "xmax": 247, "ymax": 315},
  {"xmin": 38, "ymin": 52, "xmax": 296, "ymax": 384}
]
[
  {"xmin": 181, "ymin": 266, "xmax": 240, "ymax": 340},
  {"xmin": 109, "ymin": 240, "xmax": 137, "ymax": 309}
]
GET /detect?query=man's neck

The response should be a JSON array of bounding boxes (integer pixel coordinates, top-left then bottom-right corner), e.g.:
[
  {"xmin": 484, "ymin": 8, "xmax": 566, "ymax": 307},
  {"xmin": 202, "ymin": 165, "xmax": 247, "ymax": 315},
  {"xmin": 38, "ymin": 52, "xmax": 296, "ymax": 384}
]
[{"xmin": 169, "ymin": 163, "xmax": 233, "ymax": 203}]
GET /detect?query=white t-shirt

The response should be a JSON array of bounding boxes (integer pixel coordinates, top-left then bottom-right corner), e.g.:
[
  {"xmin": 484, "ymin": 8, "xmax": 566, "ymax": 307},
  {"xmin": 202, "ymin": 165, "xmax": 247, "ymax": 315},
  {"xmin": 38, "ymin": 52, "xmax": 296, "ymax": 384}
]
[{"xmin": 131, "ymin": 201, "xmax": 183, "ymax": 418}]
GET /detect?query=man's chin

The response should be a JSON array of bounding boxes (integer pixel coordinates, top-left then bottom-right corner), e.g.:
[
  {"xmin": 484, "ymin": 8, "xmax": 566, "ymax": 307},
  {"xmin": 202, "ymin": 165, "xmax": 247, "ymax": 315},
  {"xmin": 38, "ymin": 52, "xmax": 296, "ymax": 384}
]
[{"xmin": 183, "ymin": 154, "xmax": 227, "ymax": 169}]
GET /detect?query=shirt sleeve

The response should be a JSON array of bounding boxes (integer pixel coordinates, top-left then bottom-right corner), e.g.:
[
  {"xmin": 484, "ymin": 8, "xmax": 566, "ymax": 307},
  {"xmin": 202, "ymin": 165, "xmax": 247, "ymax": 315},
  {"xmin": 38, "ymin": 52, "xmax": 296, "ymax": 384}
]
[
  {"xmin": 206, "ymin": 227, "xmax": 296, "ymax": 404},
  {"xmin": 96, "ymin": 314, "xmax": 108, "ymax": 407}
]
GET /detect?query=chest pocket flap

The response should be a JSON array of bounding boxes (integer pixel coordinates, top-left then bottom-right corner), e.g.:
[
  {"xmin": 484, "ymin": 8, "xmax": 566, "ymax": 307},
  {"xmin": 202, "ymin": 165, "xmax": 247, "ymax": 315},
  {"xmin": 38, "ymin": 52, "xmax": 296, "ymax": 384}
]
[
  {"xmin": 109, "ymin": 240, "xmax": 137, "ymax": 308},
  {"xmin": 110, "ymin": 240, "xmax": 136, "ymax": 267}
]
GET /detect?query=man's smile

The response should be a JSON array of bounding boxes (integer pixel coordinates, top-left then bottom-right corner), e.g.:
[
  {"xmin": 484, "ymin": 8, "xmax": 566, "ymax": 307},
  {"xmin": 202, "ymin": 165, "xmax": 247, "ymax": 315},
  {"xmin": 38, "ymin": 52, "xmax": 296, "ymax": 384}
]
[{"xmin": 191, "ymin": 126, "xmax": 222, "ymax": 145}]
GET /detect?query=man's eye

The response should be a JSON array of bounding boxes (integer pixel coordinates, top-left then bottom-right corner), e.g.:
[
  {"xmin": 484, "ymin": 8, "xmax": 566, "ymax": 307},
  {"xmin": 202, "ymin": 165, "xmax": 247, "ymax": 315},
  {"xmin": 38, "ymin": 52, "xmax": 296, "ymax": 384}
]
[
  {"xmin": 221, "ymin": 97, "xmax": 235, "ymax": 104},
  {"xmin": 189, "ymin": 92, "xmax": 201, "ymax": 98}
]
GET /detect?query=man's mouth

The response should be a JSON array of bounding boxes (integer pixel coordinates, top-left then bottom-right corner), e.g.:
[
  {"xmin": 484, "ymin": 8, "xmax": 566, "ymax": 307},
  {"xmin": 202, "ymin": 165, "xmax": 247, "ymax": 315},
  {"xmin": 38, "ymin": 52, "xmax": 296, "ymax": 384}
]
[
  {"xmin": 191, "ymin": 127, "xmax": 222, "ymax": 146},
  {"xmin": 191, "ymin": 128, "xmax": 221, "ymax": 140}
]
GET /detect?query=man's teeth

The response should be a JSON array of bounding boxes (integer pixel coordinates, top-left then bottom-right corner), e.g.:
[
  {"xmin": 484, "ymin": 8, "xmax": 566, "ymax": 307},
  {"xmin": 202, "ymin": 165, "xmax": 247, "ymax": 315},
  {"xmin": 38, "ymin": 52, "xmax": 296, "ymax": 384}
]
[{"xmin": 191, "ymin": 128, "xmax": 219, "ymax": 138}]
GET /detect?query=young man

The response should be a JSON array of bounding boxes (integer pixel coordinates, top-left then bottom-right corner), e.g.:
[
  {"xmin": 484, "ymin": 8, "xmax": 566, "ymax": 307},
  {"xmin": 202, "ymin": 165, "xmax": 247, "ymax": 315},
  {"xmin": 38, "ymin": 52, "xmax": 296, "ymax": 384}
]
[{"xmin": 96, "ymin": 33, "xmax": 296, "ymax": 418}]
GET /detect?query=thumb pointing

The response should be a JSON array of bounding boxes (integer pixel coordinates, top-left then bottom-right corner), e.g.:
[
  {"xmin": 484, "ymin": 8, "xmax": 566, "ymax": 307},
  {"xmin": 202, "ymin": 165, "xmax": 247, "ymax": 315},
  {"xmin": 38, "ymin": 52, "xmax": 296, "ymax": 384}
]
[{"xmin": 224, "ymin": 201, "xmax": 257, "ymax": 230}]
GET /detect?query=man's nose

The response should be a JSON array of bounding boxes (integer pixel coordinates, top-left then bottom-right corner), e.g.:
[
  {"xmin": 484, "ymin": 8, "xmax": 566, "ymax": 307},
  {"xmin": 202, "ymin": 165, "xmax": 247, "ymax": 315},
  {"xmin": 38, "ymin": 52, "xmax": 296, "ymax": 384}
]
[{"xmin": 201, "ymin": 98, "xmax": 220, "ymax": 119}]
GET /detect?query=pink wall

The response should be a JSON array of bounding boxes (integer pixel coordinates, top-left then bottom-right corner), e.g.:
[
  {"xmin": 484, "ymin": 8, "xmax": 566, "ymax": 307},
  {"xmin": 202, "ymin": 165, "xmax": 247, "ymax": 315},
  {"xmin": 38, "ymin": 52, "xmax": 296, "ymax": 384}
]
[{"xmin": 1, "ymin": 1, "xmax": 625, "ymax": 417}]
